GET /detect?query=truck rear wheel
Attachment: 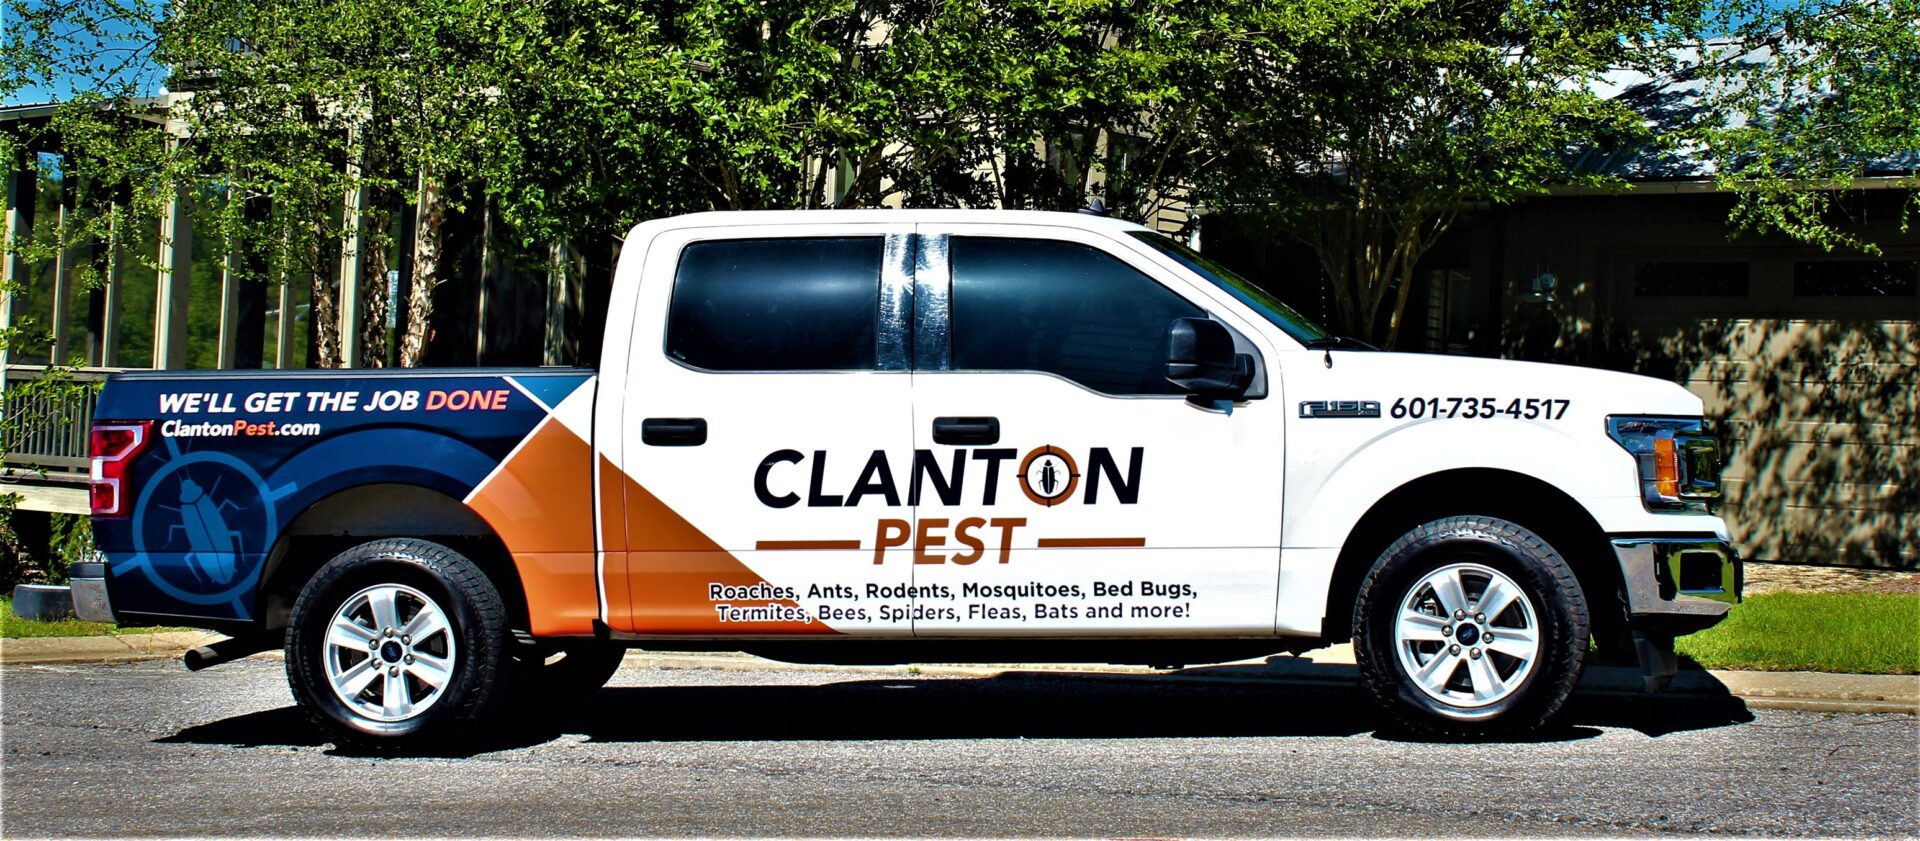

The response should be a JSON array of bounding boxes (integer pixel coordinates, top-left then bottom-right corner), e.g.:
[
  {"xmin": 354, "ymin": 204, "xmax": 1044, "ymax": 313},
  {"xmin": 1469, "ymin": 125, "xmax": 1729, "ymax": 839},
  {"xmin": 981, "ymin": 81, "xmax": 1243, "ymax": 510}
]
[
  {"xmin": 1354, "ymin": 516, "xmax": 1589, "ymax": 736},
  {"xmin": 284, "ymin": 539, "xmax": 511, "ymax": 749}
]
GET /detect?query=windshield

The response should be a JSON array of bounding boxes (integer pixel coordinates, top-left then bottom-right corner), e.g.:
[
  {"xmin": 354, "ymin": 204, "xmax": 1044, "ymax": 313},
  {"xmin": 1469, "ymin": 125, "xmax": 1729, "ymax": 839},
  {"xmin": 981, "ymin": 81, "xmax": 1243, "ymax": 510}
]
[{"xmin": 1128, "ymin": 232, "xmax": 1329, "ymax": 342}]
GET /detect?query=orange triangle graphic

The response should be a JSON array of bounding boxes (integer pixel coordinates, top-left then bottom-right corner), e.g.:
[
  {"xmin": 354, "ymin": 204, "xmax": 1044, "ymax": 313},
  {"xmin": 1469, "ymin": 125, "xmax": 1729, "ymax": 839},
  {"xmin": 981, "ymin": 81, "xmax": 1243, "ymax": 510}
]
[{"xmin": 616, "ymin": 460, "xmax": 835, "ymax": 635}]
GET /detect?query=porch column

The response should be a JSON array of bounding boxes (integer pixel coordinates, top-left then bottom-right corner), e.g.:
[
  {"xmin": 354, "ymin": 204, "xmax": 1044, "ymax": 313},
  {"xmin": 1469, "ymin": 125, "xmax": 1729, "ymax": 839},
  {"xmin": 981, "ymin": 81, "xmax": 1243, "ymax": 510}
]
[
  {"xmin": 98, "ymin": 201, "xmax": 124, "ymax": 368},
  {"xmin": 2, "ymin": 148, "xmax": 34, "ymax": 386},
  {"xmin": 49, "ymin": 167, "xmax": 76, "ymax": 364},
  {"xmin": 337, "ymin": 135, "xmax": 367, "ymax": 368},
  {"xmin": 215, "ymin": 244, "xmax": 239, "ymax": 368},
  {"xmin": 274, "ymin": 226, "xmax": 293, "ymax": 369},
  {"xmin": 152, "ymin": 183, "xmax": 193, "ymax": 369}
]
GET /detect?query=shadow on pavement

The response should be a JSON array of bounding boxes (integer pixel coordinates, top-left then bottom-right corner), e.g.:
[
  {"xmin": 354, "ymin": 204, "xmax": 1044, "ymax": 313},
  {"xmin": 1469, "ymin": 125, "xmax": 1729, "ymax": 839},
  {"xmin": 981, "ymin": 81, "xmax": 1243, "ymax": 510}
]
[
  {"xmin": 160, "ymin": 706, "xmax": 329, "ymax": 749},
  {"xmin": 157, "ymin": 661, "xmax": 1755, "ymax": 758}
]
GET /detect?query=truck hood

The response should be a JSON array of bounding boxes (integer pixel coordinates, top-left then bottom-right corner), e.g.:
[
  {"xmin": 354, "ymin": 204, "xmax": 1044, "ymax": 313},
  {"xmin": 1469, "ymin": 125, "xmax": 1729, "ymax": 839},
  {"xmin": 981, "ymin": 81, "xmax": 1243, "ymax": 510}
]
[{"xmin": 1283, "ymin": 350, "xmax": 1703, "ymax": 417}]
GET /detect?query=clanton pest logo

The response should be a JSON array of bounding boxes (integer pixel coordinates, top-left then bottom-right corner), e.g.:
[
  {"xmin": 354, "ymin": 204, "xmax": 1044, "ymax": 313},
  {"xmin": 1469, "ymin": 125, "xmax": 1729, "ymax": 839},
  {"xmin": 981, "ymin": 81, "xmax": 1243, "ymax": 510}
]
[
  {"xmin": 751, "ymin": 444, "xmax": 1151, "ymax": 565},
  {"xmin": 754, "ymin": 445, "xmax": 1142, "ymax": 509}
]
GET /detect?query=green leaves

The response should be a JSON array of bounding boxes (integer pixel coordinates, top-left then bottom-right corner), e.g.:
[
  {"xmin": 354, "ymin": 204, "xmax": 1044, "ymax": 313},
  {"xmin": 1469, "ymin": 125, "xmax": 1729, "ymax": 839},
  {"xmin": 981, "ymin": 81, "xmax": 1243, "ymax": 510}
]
[
  {"xmin": 1197, "ymin": 0, "xmax": 1698, "ymax": 345},
  {"xmin": 5, "ymin": 0, "xmax": 1905, "ymax": 358},
  {"xmin": 1684, "ymin": 0, "xmax": 1920, "ymax": 252}
]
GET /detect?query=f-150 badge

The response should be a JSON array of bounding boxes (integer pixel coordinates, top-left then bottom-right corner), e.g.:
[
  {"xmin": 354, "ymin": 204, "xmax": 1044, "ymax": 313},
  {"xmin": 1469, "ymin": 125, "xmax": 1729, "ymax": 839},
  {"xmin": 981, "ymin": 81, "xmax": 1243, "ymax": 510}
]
[{"xmin": 1299, "ymin": 400, "xmax": 1382, "ymax": 418}]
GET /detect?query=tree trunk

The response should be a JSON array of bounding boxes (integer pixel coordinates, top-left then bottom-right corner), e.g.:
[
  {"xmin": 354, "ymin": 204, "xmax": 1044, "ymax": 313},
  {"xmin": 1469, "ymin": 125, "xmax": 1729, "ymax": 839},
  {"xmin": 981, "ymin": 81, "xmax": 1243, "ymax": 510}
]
[
  {"xmin": 399, "ymin": 173, "xmax": 443, "ymax": 368},
  {"xmin": 309, "ymin": 224, "xmax": 340, "ymax": 368},
  {"xmin": 1380, "ymin": 211, "xmax": 1453, "ymax": 350},
  {"xmin": 361, "ymin": 193, "xmax": 390, "ymax": 368},
  {"xmin": 358, "ymin": 94, "xmax": 390, "ymax": 368},
  {"xmin": 1382, "ymin": 247, "xmax": 1420, "ymax": 351}
]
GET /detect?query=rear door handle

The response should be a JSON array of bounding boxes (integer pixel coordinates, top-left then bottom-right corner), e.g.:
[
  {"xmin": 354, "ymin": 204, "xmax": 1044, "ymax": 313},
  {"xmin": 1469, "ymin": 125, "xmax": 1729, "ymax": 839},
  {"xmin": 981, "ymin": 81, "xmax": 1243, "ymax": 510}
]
[
  {"xmin": 642, "ymin": 418, "xmax": 707, "ymax": 446},
  {"xmin": 932, "ymin": 416, "xmax": 999, "ymax": 446}
]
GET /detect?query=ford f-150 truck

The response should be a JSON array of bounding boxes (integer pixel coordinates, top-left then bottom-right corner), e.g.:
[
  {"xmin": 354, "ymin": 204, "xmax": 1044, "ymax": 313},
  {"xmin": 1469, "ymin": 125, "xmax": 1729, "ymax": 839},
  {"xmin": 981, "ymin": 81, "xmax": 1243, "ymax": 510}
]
[{"xmin": 77, "ymin": 210, "xmax": 1739, "ymax": 746}]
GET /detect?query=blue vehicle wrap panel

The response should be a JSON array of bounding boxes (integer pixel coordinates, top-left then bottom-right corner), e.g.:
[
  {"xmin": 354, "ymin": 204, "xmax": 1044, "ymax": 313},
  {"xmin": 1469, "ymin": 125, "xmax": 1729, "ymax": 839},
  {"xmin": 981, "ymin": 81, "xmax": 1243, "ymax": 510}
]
[{"xmin": 91, "ymin": 369, "xmax": 594, "ymax": 624}]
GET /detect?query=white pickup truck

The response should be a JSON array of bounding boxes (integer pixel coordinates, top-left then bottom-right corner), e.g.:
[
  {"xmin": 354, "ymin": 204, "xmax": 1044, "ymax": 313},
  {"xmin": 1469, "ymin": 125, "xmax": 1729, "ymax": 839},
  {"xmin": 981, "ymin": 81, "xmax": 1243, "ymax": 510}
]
[{"xmin": 80, "ymin": 210, "xmax": 1739, "ymax": 746}]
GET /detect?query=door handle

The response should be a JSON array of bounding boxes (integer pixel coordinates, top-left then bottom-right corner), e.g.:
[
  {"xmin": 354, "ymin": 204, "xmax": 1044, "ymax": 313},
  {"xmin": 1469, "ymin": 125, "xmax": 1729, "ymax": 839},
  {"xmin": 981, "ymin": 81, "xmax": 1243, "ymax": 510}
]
[
  {"xmin": 642, "ymin": 418, "xmax": 707, "ymax": 446},
  {"xmin": 932, "ymin": 416, "xmax": 999, "ymax": 446}
]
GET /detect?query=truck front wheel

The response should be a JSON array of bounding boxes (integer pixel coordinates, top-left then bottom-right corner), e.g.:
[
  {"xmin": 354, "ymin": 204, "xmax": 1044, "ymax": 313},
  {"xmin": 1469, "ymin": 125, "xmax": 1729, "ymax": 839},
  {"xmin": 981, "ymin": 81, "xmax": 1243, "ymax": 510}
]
[
  {"xmin": 284, "ymin": 539, "xmax": 511, "ymax": 749},
  {"xmin": 1354, "ymin": 516, "xmax": 1589, "ymax": 736}
]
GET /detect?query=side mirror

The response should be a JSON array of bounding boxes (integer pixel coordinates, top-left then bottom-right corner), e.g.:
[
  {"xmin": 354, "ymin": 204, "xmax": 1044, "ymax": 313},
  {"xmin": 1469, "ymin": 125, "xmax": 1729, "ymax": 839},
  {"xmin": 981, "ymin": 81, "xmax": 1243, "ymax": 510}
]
[{"xmin": 1166, "ymin": 317, "xmax": 1253, "ymax": 400}]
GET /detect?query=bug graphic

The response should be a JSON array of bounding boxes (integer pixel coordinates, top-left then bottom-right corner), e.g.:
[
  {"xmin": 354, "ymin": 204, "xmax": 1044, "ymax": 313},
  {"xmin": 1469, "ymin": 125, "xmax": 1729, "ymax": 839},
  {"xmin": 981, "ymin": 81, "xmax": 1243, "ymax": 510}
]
[
  {"xmin": 157, "ymin": 477, "xmax": 246, "ymax": 586},
  {"xmin": 1039, "ymin": 460, "xmax": 1060, "ymax": 495}
]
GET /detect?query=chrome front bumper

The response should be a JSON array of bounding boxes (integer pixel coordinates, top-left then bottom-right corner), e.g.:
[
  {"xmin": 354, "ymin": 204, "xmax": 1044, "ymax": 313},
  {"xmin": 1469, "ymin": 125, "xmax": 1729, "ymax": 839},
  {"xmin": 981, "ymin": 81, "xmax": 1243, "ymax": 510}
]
[
  {"xmin": 68, "ymin": 561, "xmax": 115, "ymax": 623},
  {"xmin": 1611, "ymin": 537, "xmax": 1741, "ymax": 691},
  {"xmin": 1613, "ymin": 537, "xmax": 1741, "ymax": 622}
]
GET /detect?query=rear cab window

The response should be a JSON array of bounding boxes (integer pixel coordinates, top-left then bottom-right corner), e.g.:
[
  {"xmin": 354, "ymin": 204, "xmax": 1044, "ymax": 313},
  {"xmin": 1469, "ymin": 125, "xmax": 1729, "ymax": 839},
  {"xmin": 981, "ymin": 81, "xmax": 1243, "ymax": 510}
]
[{"xmin": 666, "ymin": 237, "xmax": 884, "ymax": 371}]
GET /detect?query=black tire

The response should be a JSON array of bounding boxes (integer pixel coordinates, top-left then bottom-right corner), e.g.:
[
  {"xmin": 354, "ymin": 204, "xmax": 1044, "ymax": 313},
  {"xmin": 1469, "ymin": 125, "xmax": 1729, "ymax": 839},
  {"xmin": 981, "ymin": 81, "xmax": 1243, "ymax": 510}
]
[
  {"xmin": 284, "ymin": 538, "xmax": 511, "ymax": 749},
  {"xmin": 1353, "ymin": 516, "xmax": 1589, "ymax": 737},
  {"xmin": 509, "ymin": 641, "xmax": 627, "ymax": 705}
]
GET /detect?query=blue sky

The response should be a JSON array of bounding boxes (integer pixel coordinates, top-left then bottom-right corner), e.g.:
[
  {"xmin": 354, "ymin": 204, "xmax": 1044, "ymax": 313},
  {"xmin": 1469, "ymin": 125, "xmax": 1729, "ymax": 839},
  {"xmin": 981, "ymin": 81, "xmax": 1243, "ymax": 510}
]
[{"xmin": 3, "ymin": 0, "xmax": 167, "ymax": 105}]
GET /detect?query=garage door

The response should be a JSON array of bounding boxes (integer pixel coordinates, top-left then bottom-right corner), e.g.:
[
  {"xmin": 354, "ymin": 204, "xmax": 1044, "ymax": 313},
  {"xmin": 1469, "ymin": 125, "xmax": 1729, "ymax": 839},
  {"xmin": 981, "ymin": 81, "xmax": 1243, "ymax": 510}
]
[{"xmin": 1614, "ymin": 252, "xmax": 1917, "ymax": 568}]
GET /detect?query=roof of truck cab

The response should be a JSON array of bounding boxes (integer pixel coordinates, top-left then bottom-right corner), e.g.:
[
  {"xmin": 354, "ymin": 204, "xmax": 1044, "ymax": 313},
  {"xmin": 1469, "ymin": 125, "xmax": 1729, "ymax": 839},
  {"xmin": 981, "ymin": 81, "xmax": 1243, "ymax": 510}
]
[{"xmin": 626, "ymin": 209, "xmax": 1153, "ymax": 239}]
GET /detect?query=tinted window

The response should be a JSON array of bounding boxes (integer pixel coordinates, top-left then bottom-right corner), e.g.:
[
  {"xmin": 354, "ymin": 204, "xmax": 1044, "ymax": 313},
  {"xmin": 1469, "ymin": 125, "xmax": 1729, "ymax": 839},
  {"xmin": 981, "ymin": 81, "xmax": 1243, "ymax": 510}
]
[
  {"xmin": 1633, "ymin": 262, "xmax": 1749, "ymax": 297},
  {"xmin": 667, "ymin": 237, "xmax": 882, "ymax": 370},
  {"xmin": 1794, "ymin": 260, "xmax": 1918, "ymax": 297},
  {"xmin": 949, "ymin": 237, "xmax": 1203, "ymax": 395}
]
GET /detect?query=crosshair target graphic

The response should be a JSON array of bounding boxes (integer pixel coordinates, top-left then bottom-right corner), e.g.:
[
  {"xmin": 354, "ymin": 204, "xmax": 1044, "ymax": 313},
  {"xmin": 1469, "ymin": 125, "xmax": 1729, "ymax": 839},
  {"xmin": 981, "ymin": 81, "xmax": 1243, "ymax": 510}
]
[
  {"xmin": 124, "ymin": 440, "xmax": 295, "ymax": 615},
  {"xmin": 1018, "ymin": 445, "xmax": 1079, "ymax": 507}
]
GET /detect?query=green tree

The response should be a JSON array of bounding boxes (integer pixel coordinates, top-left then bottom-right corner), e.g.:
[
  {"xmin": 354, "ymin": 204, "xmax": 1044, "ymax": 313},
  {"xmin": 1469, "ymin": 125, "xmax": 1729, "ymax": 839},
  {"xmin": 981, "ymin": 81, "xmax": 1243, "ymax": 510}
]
[
  {"xmin": 1687, "ymin": 0, "xmax": 1919, "ymax": 251},
  {"xmin": 3, "ymin": 0, "xmax": 529, "ymax": 368},
  {"xmin": 485, "ymin": 0, "xmax": 1234, "ymax": 237},
  {"xmin": 877, "ymin": 0, "xmax": 1242, "ymax": 223},
  {"xmin": 1201, "ymin": 0, "xmax": 1687, "ymax": 348},
  {"xmin": 156, "ymin": 0, "xmax": 536, "ymax": 367}
]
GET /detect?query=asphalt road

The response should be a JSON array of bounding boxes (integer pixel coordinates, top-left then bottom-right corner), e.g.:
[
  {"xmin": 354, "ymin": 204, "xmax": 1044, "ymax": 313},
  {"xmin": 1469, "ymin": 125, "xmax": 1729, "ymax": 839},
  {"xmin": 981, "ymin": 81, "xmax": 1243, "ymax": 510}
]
[{"xmin": 3, "ymin": 657, "xmax": 1915, "ymax": 837}]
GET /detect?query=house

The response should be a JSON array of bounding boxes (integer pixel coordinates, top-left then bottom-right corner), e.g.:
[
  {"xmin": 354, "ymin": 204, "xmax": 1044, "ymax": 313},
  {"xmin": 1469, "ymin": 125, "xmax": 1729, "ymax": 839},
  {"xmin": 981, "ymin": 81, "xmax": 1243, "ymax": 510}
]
[{"xmin": 1202, "ymin": 50, "xmax": 1917, "ymax": 568}]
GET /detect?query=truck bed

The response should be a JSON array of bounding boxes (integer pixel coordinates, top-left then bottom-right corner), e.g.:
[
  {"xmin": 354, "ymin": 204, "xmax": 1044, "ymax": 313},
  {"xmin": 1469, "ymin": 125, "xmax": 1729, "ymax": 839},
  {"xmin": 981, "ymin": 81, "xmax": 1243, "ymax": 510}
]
[{"xmin": 91, "ymin": 367, "xmax": 595, "ymax": 628}]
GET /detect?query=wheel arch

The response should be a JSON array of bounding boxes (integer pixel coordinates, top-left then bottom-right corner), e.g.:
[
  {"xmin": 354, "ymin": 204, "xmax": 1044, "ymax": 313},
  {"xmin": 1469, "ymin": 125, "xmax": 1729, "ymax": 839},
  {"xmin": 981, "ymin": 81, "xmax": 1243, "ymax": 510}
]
[
  {"xmin": 256, "ymin": 483, "xmax": 530, "ymax": 635},
  {"xmin": 1319, "ymin": 468, "xmax": 1622, "ymax": 648}
]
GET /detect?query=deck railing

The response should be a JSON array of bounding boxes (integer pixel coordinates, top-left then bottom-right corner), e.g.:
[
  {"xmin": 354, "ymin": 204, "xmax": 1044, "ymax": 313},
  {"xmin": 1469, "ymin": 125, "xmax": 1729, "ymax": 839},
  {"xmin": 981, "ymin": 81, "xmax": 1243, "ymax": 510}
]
[{"xmin": 2, "ymin": 365, "xmax": 121, "ymax": 477}]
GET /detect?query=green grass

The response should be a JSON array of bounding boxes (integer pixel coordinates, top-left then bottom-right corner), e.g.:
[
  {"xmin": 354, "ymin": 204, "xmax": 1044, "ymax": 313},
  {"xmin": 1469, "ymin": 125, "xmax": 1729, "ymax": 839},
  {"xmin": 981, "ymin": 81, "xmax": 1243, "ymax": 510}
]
[
  {"xmin": 1676, "ymin": 592, "xmax": 1920, "ymax": 675},
  {"xmin": 1, "ymin": 596, "xmax": 190, "ymax": 639}
]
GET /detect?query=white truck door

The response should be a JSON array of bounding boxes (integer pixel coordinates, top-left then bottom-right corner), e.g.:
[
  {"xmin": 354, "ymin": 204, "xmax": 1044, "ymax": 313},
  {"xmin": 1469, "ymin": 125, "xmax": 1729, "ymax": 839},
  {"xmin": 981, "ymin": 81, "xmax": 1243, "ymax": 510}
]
[
  {"xmin": 905, "ymin": 224, "xmax": 1286, "ymax": 636},
  {"xmin": 619, "ymin": 224, "xmax": 917, "ymax": 636}
]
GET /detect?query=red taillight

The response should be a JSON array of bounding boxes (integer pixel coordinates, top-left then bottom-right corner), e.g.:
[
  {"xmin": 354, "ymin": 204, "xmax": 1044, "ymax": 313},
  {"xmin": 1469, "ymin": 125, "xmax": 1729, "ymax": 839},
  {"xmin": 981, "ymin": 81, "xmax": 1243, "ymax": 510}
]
[{"xmin": 90, "ymin": 422, "xmax": 153, "ymax": 518}]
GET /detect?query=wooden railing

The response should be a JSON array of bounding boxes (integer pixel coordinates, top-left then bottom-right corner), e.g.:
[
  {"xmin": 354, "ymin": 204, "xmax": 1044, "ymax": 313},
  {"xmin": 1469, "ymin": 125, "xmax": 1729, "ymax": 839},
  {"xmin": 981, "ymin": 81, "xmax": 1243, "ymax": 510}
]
[{"xmin": 2, "ymin": 365, "xmax": 122, "ymax": 478}]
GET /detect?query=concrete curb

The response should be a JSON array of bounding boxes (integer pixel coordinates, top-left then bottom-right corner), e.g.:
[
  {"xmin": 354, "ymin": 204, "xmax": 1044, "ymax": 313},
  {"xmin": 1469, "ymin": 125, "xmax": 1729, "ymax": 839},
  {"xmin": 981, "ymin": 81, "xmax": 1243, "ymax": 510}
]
[
  {"xmin": 1, "ymin": 631, "xmax": 226, "ymax": 665},
  {"xmin": 5, "ymin": 634, "xmax": 1914, "ymax": 716}
]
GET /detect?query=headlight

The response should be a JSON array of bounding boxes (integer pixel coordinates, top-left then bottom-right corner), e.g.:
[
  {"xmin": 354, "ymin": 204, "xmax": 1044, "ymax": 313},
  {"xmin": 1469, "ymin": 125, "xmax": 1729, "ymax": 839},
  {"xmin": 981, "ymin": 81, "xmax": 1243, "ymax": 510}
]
[{"xmin": 1606, "ymin": 416, "xmax": 1722, "ymax": 514}]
